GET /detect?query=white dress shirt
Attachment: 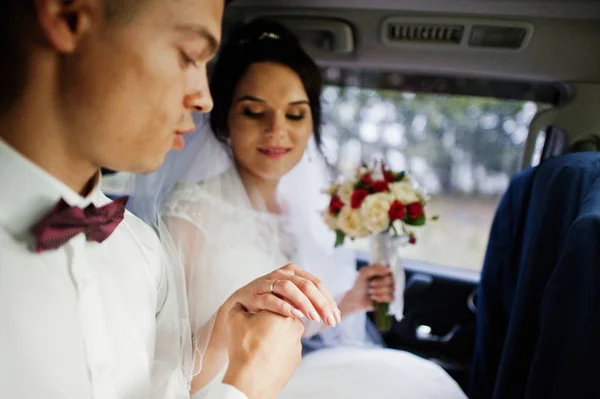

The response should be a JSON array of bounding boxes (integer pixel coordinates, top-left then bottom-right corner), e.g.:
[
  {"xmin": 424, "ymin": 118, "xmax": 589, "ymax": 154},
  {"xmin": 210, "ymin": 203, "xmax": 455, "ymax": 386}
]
[{"xmin": 0, "ymin": 140, "xmax": 246, "ymax": 399}]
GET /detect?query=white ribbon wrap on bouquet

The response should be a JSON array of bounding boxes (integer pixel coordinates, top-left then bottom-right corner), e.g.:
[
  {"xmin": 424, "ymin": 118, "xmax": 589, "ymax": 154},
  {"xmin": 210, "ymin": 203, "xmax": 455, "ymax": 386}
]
[{"xmin": 369, "ymin": 233, "xmax": 406, "ymax": 322}]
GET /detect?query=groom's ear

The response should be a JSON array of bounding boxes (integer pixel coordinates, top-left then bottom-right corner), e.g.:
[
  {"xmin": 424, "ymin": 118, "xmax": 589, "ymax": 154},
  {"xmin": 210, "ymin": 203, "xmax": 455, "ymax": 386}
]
[{"xmin": 35, "ymin": 0, "xmax": 96, "ymax": 53}]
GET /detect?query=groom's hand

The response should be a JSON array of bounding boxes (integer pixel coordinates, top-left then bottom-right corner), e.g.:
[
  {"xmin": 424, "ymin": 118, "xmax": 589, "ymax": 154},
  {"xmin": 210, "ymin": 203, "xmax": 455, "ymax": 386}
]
[
  {"xmin": 223, "ymin": 304, "xmax": 304, "ymax": 399},
  {"xmin": 228, "ymin": 263, "xmax": 342, "ymax": 327}
]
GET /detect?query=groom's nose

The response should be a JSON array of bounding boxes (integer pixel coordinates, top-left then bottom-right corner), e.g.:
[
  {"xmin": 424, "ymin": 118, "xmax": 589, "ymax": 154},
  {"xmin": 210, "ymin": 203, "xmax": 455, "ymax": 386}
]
[
  {"xmin": 185, "ymin": 67, "xmax": 214, "ymax": 113},
  {"xmin": 185, "ymin": 90, "xmax": 214, "ymax": 114}
]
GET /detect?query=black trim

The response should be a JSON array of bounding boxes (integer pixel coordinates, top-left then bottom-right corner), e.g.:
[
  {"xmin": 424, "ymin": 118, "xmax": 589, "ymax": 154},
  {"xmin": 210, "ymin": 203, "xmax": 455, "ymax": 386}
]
[{"xmin": 322, "ymin": 67, "xmax": 564, "ymax": 105}]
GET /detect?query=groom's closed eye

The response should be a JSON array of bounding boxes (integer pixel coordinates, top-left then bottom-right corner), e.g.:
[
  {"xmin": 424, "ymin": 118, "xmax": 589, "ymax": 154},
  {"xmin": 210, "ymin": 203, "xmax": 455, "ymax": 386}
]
[{"xmin": 175, "ymin": 24, "xmax": 220, "ymax": 59}]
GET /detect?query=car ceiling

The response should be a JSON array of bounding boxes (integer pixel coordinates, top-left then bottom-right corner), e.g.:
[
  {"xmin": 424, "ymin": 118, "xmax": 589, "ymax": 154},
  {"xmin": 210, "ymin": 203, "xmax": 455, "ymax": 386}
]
[{"xmin": 225, "ymin": 0, "xmax": 600, "ymax": 83}]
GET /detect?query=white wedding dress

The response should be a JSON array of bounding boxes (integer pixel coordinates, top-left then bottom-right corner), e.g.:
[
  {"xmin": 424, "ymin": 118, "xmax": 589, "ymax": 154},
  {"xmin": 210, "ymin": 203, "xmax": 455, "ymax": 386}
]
[{"xmin": 161, "ymin": 166, "xmax": 467, "ymax": 399}]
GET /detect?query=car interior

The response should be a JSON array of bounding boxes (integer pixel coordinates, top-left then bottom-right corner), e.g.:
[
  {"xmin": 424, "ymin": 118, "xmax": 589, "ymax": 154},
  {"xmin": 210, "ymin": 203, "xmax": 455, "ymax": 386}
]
[
  {"xmin": 102, "ymin": 0, "xmax": 600, "ymax": 396},
  {"xmin": 221, "ymin": 0, "xmax": 600, "ymax": 394}
]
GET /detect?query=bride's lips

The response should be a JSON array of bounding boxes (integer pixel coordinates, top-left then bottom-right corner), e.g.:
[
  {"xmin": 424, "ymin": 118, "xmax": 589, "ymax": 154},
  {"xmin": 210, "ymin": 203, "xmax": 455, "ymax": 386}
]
[{"xmin": 258, "ymin": 146, "xmax": 291, "ymax": 158}]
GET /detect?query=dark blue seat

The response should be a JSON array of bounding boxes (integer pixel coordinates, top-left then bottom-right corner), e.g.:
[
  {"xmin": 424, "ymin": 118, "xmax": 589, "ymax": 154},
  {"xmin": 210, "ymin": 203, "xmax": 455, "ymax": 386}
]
[{"xmin": 470, "ymin": 152, "xmax": 600, "ymax": 399}]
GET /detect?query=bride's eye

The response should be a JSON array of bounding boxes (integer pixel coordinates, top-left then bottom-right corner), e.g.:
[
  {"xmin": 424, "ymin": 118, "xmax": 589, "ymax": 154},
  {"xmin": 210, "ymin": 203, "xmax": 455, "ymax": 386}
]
[
  {"xmin": 243, "ymin": 108, "xmax": 264, "ymax": 119},
  {"xmin": 287, "ymin": 113, "xmax": 305, "ymax": 121}
]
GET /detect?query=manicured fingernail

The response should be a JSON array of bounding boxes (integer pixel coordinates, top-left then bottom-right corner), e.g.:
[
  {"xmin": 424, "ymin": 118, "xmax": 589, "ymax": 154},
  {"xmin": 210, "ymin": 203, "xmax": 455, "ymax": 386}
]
[
  {"xmin": 335, "ymin": 309, "xmax": 342, "ymax": 323},
  {"xmin": 326, "ymin": 314, "xmax": 337, "ymax": 327},
  {"xmin": 290, "ymin": 308, "xmax": 305, "ymax": 319},
  {"xmin": 309, "ymin": 311, "xmax": 320, "ymax": 322}
]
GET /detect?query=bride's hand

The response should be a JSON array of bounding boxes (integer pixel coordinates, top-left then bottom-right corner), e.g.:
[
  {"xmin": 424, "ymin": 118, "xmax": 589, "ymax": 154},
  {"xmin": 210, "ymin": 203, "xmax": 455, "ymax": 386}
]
[
  {"xmin": 340, "ymin": 265, "xmax": 395, "ymax": 315},
  {"xmin": 226, "ymin": 263, "xmax": 342, "ymax": 327}
]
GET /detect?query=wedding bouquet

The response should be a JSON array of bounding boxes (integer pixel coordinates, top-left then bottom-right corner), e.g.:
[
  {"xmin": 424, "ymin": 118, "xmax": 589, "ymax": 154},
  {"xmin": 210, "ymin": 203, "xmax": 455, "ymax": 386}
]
[
  {"xmin": 323, "ymin": 162, "xmax": 432, "ymax": 246},
  {"xmin": 323, "ymin": 161, "xmax": 434, "ymax": 331}
]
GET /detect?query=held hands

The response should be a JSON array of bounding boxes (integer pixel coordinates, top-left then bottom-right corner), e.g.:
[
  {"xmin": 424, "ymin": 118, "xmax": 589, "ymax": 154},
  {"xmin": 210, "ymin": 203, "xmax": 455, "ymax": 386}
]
[
  {"xmin": 223, "ymin": 304, "xmax": 304, "ymax": 399},
  {"xmin": 222, "ymin": 263, "xmax": 341, "ymax": 399},
  {"xmin": 226, "ymin": 263, "xmax": 342, "ymax": 327},
  {"xmin": 340, "ymin": 265, "xmax": 395, "ymax": 315}
]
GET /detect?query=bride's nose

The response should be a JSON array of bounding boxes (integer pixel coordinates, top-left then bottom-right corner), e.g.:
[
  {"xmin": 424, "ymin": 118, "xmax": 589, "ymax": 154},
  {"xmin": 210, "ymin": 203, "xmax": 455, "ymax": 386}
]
[{"xmin": 264, "ymin": 112, "xmax": 286, "ymax": 138}]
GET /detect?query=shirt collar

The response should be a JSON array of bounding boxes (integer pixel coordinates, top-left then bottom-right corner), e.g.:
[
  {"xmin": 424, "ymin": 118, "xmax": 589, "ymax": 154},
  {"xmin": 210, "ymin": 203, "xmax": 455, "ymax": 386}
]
[{"xmin": 0, "ymin": 139, "xmax": 105, "ymax": 241}]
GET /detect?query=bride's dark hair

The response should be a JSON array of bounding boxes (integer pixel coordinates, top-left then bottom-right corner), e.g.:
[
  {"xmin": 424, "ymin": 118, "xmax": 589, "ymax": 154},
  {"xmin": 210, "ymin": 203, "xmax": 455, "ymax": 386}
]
[{"xmin": 209, "ymin": 19, "xmax": 323, "ymax": 149}]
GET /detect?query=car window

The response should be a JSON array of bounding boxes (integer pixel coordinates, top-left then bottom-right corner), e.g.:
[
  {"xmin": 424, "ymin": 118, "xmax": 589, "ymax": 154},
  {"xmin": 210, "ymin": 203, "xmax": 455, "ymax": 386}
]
[{"xmin": 320, "ymin": 69, "xmax": 557, "ymax": 271}]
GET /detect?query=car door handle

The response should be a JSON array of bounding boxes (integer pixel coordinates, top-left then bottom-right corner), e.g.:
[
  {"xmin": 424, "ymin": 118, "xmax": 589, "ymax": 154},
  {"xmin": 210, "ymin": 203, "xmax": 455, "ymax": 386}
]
[
  {"xmin": 404, "ymin": 273, "xmax": 433, "ymax": 298},
  {"xmin": 416, "ymin": 324, "xmax": 460, "ymax": 343}
]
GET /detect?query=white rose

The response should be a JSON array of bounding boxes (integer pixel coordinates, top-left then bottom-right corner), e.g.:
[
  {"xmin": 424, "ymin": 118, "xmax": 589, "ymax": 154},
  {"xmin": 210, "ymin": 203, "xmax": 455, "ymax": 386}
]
[
  {"xmin": 325, "ymin": 183, "xmax": 339, "ymax": 195},
  {"xmin": 360, "ymin": 192, "xmax": 394, "ymax": 234},
  {"xmin": 355, "ymin": 167, "xmax": 368, "ymax": 179},
  {"xmin": 323, "ymin": 210, "xmax": 339, "ymax": 231},
  {"xmin": 337, "ymin": 206, "xmax": 369, "ymax": 238},
  {"xmin": 390, "ymin": 181, "xmax": 420, "ymax": 204},
  {"xmin": 337, "ymin": 181, "xmax": 355, "ymax": 205}
]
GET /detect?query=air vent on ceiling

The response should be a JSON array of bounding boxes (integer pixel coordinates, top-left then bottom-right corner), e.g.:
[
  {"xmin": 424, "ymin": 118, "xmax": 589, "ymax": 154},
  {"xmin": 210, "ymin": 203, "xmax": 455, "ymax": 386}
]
[
  {"xmin": 469, "ymin": 25, "xmax": 528, "ymax": 49},
  {"xmin": 381, "ymin": 17, "xmax": 534, "ymax": 51},
  {"xmin": 386, "ymin": 22, "xmax": 464, "ymax": 45}
]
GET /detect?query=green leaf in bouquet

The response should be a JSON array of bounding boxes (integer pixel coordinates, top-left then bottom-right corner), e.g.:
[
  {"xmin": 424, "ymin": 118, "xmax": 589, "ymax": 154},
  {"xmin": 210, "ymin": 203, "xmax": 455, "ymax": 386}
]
[
  {"xmin": 354, "ymin": 181, "xmax": 371, "ymax": 192},
  {"xmin": 405, "ymin": 213, "xmax": 426, "ymax": 226},
  {"xmin": 334, "ymin": 230, "xmax": 346, "ymax": 247},
  {"xmin": 394, "ymin": 171, "xmax": 406, "ymax": 182}
]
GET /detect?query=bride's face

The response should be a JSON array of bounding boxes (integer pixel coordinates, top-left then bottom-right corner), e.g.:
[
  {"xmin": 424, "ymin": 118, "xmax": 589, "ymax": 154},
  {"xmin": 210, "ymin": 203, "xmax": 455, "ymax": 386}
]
[{"xmin": 227, "ymin": 62, "xmax": 314, "ymax": 183}]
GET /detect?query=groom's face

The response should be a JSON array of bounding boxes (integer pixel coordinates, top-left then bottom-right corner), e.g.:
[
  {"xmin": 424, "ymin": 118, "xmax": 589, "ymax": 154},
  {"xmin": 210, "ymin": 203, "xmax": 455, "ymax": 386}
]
[{"xmin": 57, "ymin": 0, "xmax": 223, "ymax": 173}]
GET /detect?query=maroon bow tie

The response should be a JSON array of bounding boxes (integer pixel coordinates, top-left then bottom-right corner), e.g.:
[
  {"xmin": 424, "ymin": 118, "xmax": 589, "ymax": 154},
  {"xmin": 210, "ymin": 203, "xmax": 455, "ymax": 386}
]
[{"xmin": 31, "ymin": 196, "xmax": 129, "ymax": 253}]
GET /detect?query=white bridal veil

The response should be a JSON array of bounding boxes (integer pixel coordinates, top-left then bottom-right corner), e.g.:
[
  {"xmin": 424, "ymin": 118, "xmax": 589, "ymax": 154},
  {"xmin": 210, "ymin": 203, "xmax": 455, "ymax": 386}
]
[{"xmin": 129, "ymin": 114, "xmax": 380, "ymax": 388}]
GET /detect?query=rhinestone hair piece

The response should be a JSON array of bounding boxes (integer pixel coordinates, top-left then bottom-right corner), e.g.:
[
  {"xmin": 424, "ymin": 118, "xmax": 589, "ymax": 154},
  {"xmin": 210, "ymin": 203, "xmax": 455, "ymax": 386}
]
[{"xmin": 238, "ymin": 31, "xmax": 282, "ymax": 45}]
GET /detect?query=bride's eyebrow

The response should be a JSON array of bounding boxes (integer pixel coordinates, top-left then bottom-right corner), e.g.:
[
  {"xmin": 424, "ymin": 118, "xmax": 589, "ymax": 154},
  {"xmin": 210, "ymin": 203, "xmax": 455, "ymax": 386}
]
[
  {"xmin": 236, "ymin": 95, "xmax": 265, "ymax": 104},
  {"xmin": 289, "ymin": 100, "xmax": 310, "ymax": 106},
  {"xmin": 235, "ymin": 96, "xmax": 310, "ymax": 106}
]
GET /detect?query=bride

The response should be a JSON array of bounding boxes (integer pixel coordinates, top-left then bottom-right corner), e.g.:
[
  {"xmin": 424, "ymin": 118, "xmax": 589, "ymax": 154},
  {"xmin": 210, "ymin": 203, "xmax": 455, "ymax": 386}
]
[{"xmin": 132, "ymin": 19, "xmax": 466, "ymax": 399}]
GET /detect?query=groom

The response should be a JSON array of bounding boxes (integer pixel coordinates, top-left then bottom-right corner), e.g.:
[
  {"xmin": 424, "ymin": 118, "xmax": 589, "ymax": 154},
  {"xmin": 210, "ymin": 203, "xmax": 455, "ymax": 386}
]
[{"xmin": 0, "ymin": 1, "xmax": 338, "ymax": 398}]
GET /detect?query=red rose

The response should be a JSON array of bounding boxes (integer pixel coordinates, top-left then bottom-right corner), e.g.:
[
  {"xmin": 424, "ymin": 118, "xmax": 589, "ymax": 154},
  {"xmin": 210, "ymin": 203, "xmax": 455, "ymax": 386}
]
[
  {"xmin": 361, "ymin": 173, "xmax": 373, "ymax": 185},
  {"xmin": 328, "ymin": 195, "xmax": 344, "ymax": 215},
  {"xmin": 409, "ymin": 235, "xmax": 417, "ymax": 245},
  {"xmin": 388, "ymin": 200, "xmax": 406, "ymax": 220},
  {"xmin": 372, "ymin": 180, "xmax": 390, "ymax": 193},
  {"xmin": 407, "ymin": 202, "xmax": 424, "ymax": 219},
  {"xmin": 384, "ymin": 172, "xmax": 396, "ymax": 183},
  {"xmin": 351, "ymin": 189, "xmax": 370, "ymax": 209}
]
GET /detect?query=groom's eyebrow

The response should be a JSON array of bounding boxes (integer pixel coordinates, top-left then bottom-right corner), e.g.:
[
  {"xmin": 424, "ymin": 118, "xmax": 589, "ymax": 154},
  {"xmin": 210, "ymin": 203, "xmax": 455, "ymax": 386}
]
[{"xmin": 176, "ymin": 24, "xmax": 220, "ymax": 57}]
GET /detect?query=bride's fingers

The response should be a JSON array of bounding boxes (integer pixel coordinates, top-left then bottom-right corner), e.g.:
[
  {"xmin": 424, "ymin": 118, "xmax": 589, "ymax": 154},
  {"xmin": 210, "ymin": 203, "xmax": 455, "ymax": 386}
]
[
  {"xmin": 250, "ymin": 293, "xmax": 306, "ymax": 319},
  {"xmin": 369, "ymin": 293, "xmax": 394, "ymax": 303},
  {"xmin": 284, "ymin": 275, "xmax": 338, "ymax": 327},
  {"xmin": 270, "ymin": 279, "xmax": 320, "ymax": 321},
  {"xmin": 281, "ymin": 264, "xmax": 340, "ymax": 322},
  {"xmin": 362, "ymin": 265, "xmax": 392, "ymax": 277},
  {"xmin": 368, "ymin": 286, "xmax": 394, "ymax": 297},
  {"xmin": 369, "ymin": 276, "xmax": 394, "ymax": 289}
]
